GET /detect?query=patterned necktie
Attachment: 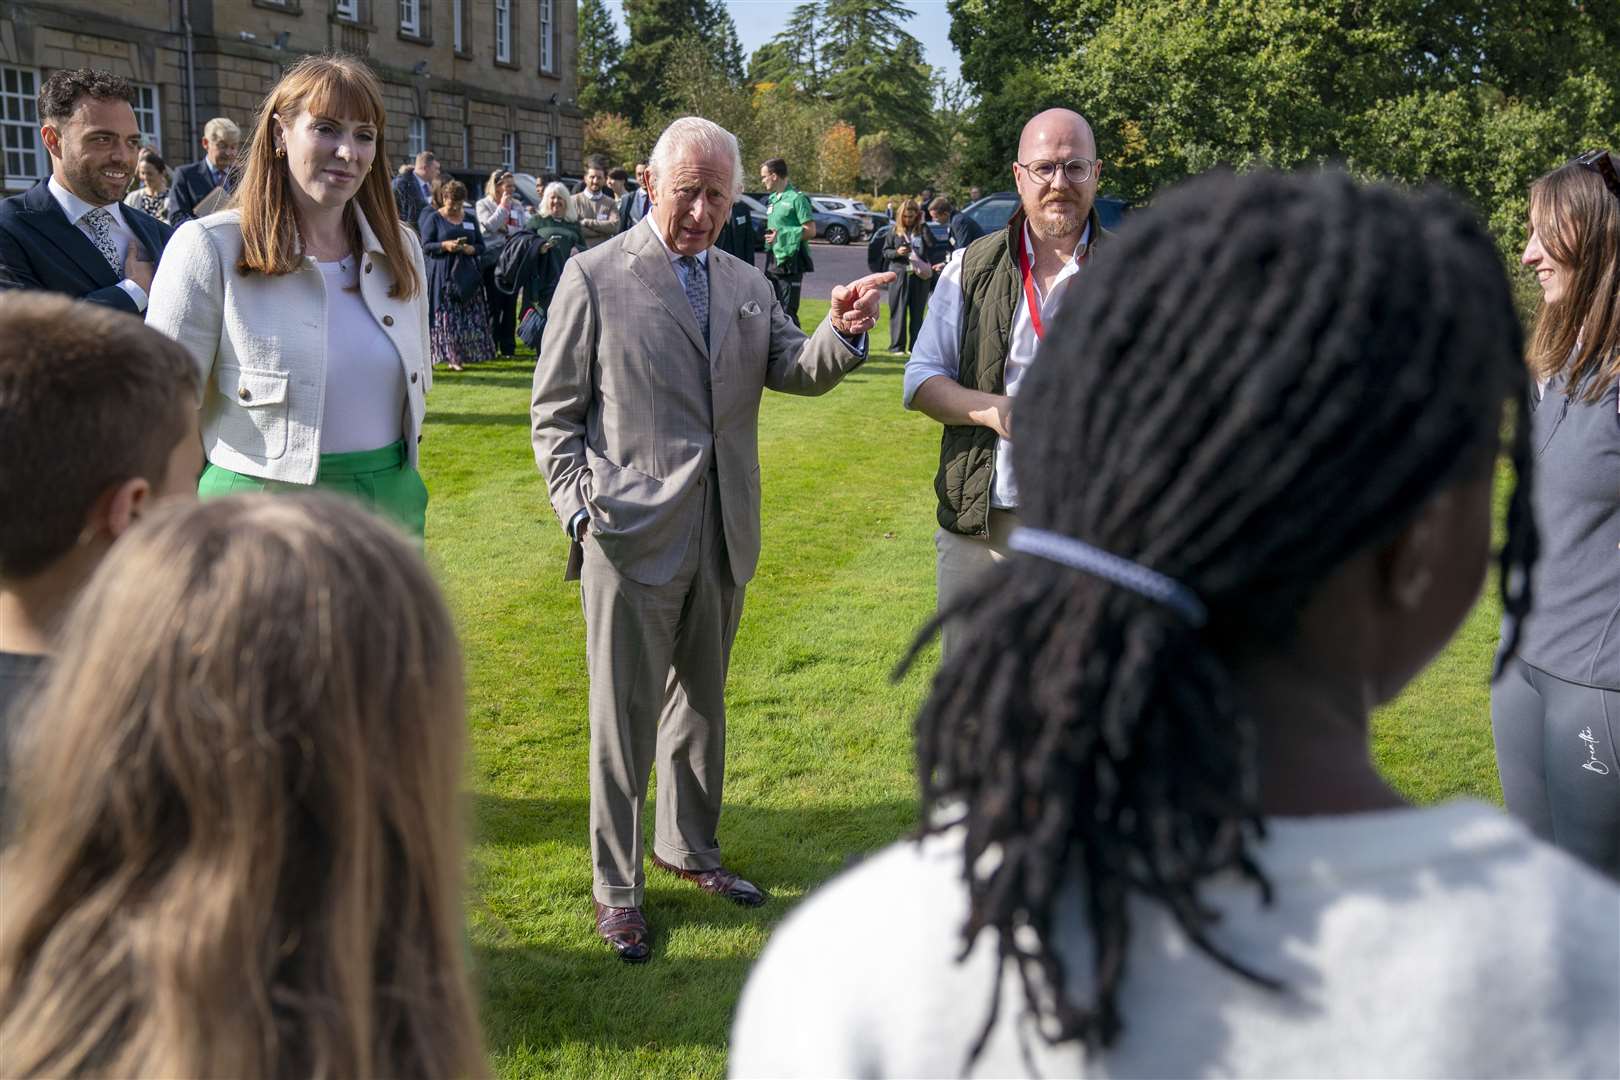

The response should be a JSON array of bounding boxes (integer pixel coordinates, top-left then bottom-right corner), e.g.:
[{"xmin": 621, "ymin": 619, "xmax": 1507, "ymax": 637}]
[
  {"xmin": 680, "ymin": 255, "xmax": 710, "ymax": 348},
  {"xmin": 80, "ymin": 207, "xmax": 122, "ymax": 274}
]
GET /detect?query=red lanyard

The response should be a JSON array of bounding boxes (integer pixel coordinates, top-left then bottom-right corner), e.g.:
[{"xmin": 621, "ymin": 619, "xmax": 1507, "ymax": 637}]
[{"xmin": 1018, "ymin": 230, "xmax": 1086, "ymax": 340}]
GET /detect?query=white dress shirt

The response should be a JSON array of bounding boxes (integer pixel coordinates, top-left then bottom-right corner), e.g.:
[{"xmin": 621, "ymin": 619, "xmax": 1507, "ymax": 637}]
[
  {"xmin": 902, "ymin": 219, "xmax": 1092, "ymax": 510},
  {"xmin": 48, "ymin": 175, "xmax": 149, "ymax": 310}
]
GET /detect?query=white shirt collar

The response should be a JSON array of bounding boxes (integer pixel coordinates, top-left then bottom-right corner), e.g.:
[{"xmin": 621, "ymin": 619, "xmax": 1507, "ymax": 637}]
[
  {"xmin": 48, "ymin": 175, "xmax": 125, "ymax": 228},
  {"xmin": 1021, "ymin": 217, "xmax": 1092, "ymax": 265},
  {"xmin": 644, "ymin": 214, "xmax": 708, "ymax": 267}
]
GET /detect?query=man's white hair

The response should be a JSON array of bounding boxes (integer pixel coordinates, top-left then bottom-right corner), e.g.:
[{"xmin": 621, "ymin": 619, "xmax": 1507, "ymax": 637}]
[
  {"xmin": 540, "ymin": 181, "xmax": 578, "ymax": 223},
  {"xmin": 202, "ymin": 116, "xmax": 240, "ymax": 143},
  {"xmin": 648, "ymin": 116, "xmax": 743, "ymax": 199}
]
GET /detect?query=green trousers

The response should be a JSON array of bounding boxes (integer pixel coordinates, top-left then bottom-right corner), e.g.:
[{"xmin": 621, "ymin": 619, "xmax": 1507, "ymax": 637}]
[{"xmin": 198, "ymin": 440, "xmax": 428, "ymax": 539}]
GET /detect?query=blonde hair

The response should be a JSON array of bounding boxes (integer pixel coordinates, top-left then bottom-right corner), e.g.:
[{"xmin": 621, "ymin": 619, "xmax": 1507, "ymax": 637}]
[
  {"xmin": 231, "ymin": 54, "xmax": 420, "ymax": 299},
  {"xmin": 897, "ymin": 198, "xmax": 922, "ymax": 230},
  {"xmin": 1526, "ymin": 152, "xmax": 1620, "ymax": 401},
  {"xmin": 0, "ymin": 495, "xmax": 486, "ymax": 1080},
  {"xmin": 539, "ymin": 180, "xmax": 577, "ymax": 222},
  {"xmin": 484, "ymin": 168, "xmax": 514, "ymax": 202}
]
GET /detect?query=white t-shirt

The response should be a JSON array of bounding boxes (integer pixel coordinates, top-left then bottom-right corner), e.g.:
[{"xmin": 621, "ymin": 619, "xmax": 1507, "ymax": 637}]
[
  {"xmin": 317, "ymin": 258, "xmax": 406, "ymax": 454},
  {"xmin": 730, "ymin": 800, "xmax": 1620, "ymax": 1078}
]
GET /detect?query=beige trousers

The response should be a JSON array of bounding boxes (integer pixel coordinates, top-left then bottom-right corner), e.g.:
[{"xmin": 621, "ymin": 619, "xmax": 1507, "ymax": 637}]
[
  {"xmin": 934, "ymin": 509, "xmax": 1020, "ymax": 662},
  {"xmin": 580, "ymin": 473, "xmax": 745, "ymax": 908}
]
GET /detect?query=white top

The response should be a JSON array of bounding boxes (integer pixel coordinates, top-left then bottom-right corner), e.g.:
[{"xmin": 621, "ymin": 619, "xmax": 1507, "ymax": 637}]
[
  {"xmin": 47, "ymin": 175, "xmax": 148, "ymax": 310},
  {"xmin": 475, "ymin": 196, "xmax": 525, "ymax": 239},
  {"xmin": 731, "ymin": 799, "xmax": 1620, "ymax": 1079},
  {"xmin": 144, "ymin": 209, "xmax": 431, "ymax": 485},
  {"xmin": 902, "ymin": 220, "xmax": 1092, "ymax": 510},
  {"xmin": 315, "ymin": 258, "xmax": 407, "ymax": 454}
]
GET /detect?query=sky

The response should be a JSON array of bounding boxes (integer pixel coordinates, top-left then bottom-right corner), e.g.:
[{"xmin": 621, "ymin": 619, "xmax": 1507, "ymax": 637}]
[{"xmin": 605, "ymin": 0, "xmax": 963, "ymax": 84}]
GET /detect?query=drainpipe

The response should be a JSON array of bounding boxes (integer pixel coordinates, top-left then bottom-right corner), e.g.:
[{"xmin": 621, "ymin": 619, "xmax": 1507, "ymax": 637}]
[{"xmin": 181, "ymin": 0, "xmax": 199, "ymax": 151}]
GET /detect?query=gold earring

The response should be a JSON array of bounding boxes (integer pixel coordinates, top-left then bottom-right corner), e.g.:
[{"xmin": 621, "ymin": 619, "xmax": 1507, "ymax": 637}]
[{"xmin": 275, "ymin": 146, "xmax": 286, "ymax": 159}]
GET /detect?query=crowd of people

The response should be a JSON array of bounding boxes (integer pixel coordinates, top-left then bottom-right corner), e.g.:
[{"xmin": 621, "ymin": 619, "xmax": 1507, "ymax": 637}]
[{"xmin": 0, "ymin": 51, "xmax": 1616, "ymax": 1079}]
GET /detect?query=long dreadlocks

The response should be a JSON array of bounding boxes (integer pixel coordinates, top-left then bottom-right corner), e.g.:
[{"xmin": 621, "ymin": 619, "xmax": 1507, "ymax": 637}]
[{"xmin": 900, "ymin": 168, "xmax": 1537, "ymax": 1059}]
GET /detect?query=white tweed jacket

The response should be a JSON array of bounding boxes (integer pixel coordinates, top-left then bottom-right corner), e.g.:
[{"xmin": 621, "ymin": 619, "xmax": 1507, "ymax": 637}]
[{"xmin": 145, "ymin": 208, "xmax": 431, "ymax": 485}]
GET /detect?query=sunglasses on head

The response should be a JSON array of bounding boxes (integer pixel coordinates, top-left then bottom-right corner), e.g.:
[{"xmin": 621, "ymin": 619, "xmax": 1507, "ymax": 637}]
[{"xmin": 1574, "ymin": 149, "xmax": 1620, "ymax": 202}]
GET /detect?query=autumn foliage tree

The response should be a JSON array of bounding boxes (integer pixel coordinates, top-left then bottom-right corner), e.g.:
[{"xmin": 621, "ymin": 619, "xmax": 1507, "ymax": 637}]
[{"xmin": 817, "ymin": 122, "xmax": 860, "ymax": 192}]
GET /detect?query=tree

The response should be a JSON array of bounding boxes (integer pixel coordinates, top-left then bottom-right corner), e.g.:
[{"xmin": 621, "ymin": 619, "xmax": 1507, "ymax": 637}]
[
  {"xmin": 817, "ymin": 121, "xmax": 861, "ymax": 192},
  {"xmin": 577, "ymin": 0, "xmax": 624, "ymax": 116},
  {"xmin": 620, "ymin": 0, "xmax": 748, "ymax": 123},
  {"xmin": 582, "ymin": 112, "xmax": 640, "ymax": 168},
  {"xmin": 858, "ymin": 131, "xmax": 898, "ymax": 198},
  {"xmin": 949, "ymin": 0, "xmax": 1620, "ymax": 257}
]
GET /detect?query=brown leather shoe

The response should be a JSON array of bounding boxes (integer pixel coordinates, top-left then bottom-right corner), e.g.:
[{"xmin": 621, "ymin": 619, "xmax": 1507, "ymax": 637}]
[
  {"xmin": 650, "ymin": 853, "xmax": 767, "ymax": 907},
  {"xmin": 593, "ymin": 901, "xmax": 651, "ymax": 962}
]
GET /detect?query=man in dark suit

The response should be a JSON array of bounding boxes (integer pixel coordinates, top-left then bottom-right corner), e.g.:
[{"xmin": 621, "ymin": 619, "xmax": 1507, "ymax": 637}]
[
  {"xmin": 617, "ymin": 159, "xmax": 651, "ymax": 233},
  {"xmin": 392, "ymin": 151, "xmax": 439, "ymax": 229},
  {"xmin": 0, "ymin": 68, "xmax": 170, "ymax": 312},
  {"xmin": 713, "ymin": 200, "xmax": 757, "ymax": 264},
  {"xmin": 165, "ymin": 115, "xmax": 240, "ymax": 227}
]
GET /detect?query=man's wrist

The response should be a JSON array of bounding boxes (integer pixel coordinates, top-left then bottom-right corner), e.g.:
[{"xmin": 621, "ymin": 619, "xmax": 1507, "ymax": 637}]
[{"xmin": 117, "ymin": 279, "xmax": 149, "ymax": 311}]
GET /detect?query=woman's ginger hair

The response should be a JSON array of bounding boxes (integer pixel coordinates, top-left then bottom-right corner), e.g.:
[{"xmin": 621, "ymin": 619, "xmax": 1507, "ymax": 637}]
[
  {"xmin": 231, "ymin": 53, "xmax": 420, "ymax": 299},
  {"xmin": 1526, "ymin": 151, "xmax": 1620, "ymax": 401},
  {"xmin": 0, "ymin": 495, "xmax": 485, "ymax": 1080}
]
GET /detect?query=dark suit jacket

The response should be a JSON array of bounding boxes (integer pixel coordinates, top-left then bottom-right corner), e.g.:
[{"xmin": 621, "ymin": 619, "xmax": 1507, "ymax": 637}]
[
  {"xmin": 713, "ymin": 201, "xmax": 757, "ymax": 264},
  {"xmin": 0, "ymin": 179, "xmax": 171, "ymax": 311},
  {"xmin": 166, "ymin": 159, "xmax": 227, "ymax": 227},
  {"xmin": 394, "ymin": 172, "xmax": 431, "ymax": 229},
  {"xmin": 617, "ymin": 188, "xmax": 650, "ymax": 233},
  {"xmin": 948, "ymin": 212, "xmax": 984, "ymax": 251}
]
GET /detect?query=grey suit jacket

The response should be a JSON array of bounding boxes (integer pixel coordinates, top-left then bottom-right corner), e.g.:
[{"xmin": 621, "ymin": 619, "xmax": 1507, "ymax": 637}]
[{"xmin": 532, "ymin": 222, "xmax": 864, "ymax": 586}]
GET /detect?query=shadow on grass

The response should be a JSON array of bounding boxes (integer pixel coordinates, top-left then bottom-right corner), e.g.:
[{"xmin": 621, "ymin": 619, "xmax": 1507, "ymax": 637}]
[
  {"xmin": 427, "ymin": 412, "xmax": 533, "ymax": 427},
  {"xmin": 471, "ymin": 794, "xmax": 919, "ymax": 1062},
  {"xmin": 474, "ymin": 793, "xmax": 917, "ymax": 896}
]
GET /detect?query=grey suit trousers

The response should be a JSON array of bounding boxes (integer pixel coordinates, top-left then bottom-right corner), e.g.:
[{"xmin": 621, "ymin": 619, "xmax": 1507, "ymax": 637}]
[{"xmin": 583, "ymin": 470, "xmax": 745, "ymax": 908}]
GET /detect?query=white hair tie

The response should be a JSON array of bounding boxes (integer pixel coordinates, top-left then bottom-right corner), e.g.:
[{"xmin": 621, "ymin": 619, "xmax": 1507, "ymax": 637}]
[{"xmin": 1007, "ymin": 527, "xmax": 1209, "ymax": 627}]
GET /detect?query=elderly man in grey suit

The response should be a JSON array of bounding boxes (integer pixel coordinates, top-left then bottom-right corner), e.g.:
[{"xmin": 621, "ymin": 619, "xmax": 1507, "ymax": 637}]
[{"xmin": 532, "ymin": 116, "xmax": 891, "ymax": 963}]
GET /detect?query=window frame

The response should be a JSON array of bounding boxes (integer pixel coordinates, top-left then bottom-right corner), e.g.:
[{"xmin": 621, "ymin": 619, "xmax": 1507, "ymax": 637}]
[
  {"xmin": 494, "ymin": 0, "xmax": 513, "ymax": 65},
  {"xmin": 0, "ymin": 65, "xmax": 44, "ymax": 191},
  {"xmin": 399, "ymin": 0, "xmax": 422, "ymax": 37},
  {"xmin": 538, "ymin": 0, "xmax": 555, "ymax": 74},
  {"xmin": 131, "ymin": 83, "xmax": 162, "ymax": 153},
  {"xmin": 545, "ymin": 134, "xmax": 558, "ymax": 174},
  {"xmin": 335, "ymin": 0, "xmax": 360, "ymax": 18},
  {"xmin": 501, "ymin": 131, "xmax": 516, "ymax": 172},
  {"xmin": 408, "ymin": 116, "xmax": 429, "ymax": 159}
]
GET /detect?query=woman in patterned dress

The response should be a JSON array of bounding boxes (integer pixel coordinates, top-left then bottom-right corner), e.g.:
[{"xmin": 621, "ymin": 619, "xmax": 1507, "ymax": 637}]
[
  {"xmin": 122, "ymin": 150, "xmax": 170, "ymax": 223},
  {"xmin": 419, "ymin": 178, "xmax": 496, "ymax": 372}
]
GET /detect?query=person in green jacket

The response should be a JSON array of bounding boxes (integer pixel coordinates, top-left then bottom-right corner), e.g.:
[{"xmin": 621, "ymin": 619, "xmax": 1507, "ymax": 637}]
[
  {"xmin": 760, "ymin": 157, "xmax": 816, "ymax": 327},
  {"xmin": 526, "ymin": 180, "xmax": 587, "ymax": 318}
]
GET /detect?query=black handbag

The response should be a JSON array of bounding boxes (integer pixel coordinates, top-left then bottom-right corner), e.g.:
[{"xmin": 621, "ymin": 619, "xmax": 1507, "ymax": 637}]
[
  {"xmin": 450, "ymin": 253, "xmax": 483, "ymax": 303},
  {"xmin": 517, "ymin": 305, "xmax": 547, "ymax": 350}
]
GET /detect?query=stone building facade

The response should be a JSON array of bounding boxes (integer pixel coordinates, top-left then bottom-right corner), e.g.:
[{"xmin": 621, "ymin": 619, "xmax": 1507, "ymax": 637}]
[{"xmin": 0, "ymin": 0, "xmax": 582, "ymax": 194}]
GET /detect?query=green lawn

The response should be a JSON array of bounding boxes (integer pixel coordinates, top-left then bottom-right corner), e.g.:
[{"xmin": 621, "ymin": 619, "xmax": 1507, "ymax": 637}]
[{"xmin": 419, "ymin": 299, "xmax": 1505, "ymax": 1078}]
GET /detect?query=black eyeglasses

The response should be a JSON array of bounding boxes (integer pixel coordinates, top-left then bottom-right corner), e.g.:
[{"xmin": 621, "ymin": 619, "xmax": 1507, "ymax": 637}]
[{"xmin": 1574, "ymin": 149, "xmax": 1620, "ymax": 202}]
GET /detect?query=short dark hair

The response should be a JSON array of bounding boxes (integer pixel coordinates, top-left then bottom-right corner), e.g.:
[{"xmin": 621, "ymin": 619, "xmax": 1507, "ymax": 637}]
[
  {"xmin": 415, "ymin": 150, "xmax": 436, "ymax": 168},
  {"xmin": 0, "ymin": 294, "xmax": 199, "ymax": 578},
  {"xmin": 37, "ymin": 68, "xmax": 135, "ymax": 124},
  {"xmin": 432, "ymin": 178, "xmax": 467, "ymax": 207},
  {"xmin": 762, "ymin": 157, "xmax": 788, "ymax": 179},
  {"xmin": 138, "ymin": 148, "xmax": 168, "ymax": 172},
  {"xmin": 584, "ymin": 154, "xmax": 609, "ymax": 173},
  {"xmin": 928, "ymin": 196, "xmax": 952, "ymax": 214},
  {"xmin": 607, "ymin": 166, "xmax": 628, "ymax": 182}
]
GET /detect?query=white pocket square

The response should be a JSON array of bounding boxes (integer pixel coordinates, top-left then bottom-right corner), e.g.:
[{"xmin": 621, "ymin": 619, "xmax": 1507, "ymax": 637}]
[{"xmin": 740, "ymin": 300, "xmax": 762, "ymax": 318}]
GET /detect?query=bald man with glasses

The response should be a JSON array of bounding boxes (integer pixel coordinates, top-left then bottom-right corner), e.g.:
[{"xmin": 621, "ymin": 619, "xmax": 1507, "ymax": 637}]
[{"xmin": 902, "ymin": 108, "xmax": 1113, "ymax": 661}]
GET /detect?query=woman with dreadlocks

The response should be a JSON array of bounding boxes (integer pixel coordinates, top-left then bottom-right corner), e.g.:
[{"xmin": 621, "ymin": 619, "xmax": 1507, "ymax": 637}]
[
  {"xmin": 1490, "ymin": 149, "xmax": 1620, "ymax": 876},
  {"xmin": 728, "ymin": 169, "xmax": 1620, "ymax": 1077}
]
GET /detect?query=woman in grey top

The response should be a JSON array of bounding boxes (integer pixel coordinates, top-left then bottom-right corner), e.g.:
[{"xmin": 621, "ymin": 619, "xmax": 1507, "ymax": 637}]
[{"xmin": 1491, "ymin": 148, "xmax": 1620, "ymax": 876}]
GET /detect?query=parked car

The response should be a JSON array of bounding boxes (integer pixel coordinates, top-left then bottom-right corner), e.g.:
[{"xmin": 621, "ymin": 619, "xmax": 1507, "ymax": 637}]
[
  {"xmin": 738, "ymin": 193, "xmax": 862, "ymax": 245},
  {"xmin": 961, "ymin": 191, "xmax": 1131, "ymax": 234},
  {"xmin": 810, "ymin": 195, "xmax": 884, "ymax": 236}
]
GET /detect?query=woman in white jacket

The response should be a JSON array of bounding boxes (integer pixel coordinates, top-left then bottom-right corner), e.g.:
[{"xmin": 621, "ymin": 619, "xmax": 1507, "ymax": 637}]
[{"xmin": 146, "ymin": 54, "xmax": 432, "ymax": 538}]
